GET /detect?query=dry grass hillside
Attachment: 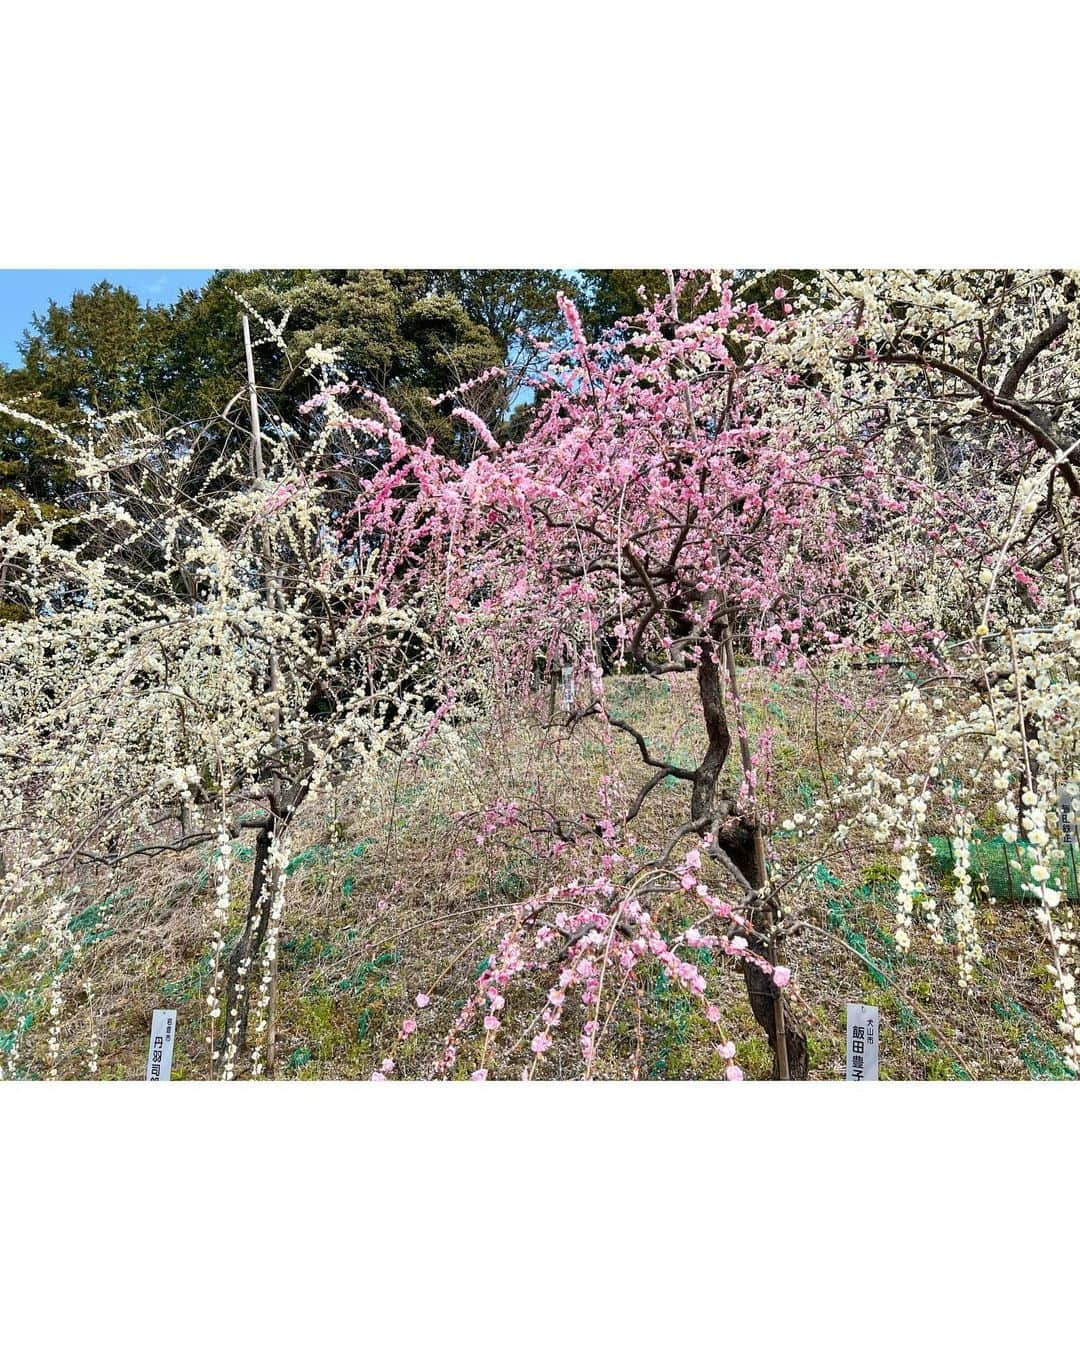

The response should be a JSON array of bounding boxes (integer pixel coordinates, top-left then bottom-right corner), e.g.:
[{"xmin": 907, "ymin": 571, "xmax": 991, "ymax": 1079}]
[{"xmin": 1, "ymin": 670, "xmax": 1071, "ymax": 1081}]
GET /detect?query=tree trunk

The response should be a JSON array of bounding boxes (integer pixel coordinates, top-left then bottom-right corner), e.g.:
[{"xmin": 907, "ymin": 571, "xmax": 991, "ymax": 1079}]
[
  {"xmin": 693, "ymin": 652, "xmax": 810, "ymax": 1079},
  {"xmin": 719, "ymin": 815, "xmax": 810, "ymax": 1080},
  {"xmin": 222, "ymin": 819, "xmax": 278, "ymax": 1061},
  {"xmin": 691, "ymin": 653, "xmax": 731, "ymax": 823}
]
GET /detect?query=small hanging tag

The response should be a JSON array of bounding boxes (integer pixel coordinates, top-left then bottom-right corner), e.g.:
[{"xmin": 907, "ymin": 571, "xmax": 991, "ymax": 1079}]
[
  {"xmin": 560, "ymin": 663, "xmax": 576, "ymax": 711},
  {"xmin": 146, "ymin": 1009, "xmax": 177, "ymax": 1082},
  {"xmin": 846, "ymin": 1003, "xmax": 878, "ymax": 1080}
]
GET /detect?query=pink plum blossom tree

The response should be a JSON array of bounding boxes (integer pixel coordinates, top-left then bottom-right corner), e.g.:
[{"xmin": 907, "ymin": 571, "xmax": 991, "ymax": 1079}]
[{"xmin": 334, "ymin": 273, "xmax": 965, "ymax": 1077}]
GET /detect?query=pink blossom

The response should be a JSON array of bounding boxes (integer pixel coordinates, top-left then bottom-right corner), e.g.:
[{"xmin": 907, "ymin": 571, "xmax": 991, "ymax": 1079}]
[
  {"xmin": 400, "ymin": 1017, "xmax": 417, "ymax": 1037},
  {"xmin": 415, "ymin": 992, "xmax": 431, "ymax": 1008},
  {"xmin": 772, "ymin": 966, "xmax": 791, "ymax": 988},
  {"xmin": 531, "ymin": 1032, "xmax": 553, "ymax": 1055},
  {"xmin": 451, "ymin": 406, "xmax": 501, "ymax": 453},
  {"xmin": 725, "ymin": 1064, "xmax": 744, "ymax": 1082}
]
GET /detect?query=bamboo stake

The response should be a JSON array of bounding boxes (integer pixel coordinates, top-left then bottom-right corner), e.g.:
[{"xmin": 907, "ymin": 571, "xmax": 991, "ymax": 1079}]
[{"xmin": 243, "ymin": 315, "xmax": 282, "ymax": 1076}]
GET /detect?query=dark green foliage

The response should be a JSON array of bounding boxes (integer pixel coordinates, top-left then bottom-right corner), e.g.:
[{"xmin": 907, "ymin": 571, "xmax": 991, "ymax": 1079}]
[
  {"xmin": 0, "ymin": 269, "xmax": 579, "ymax": 539},
  {"xmin": 0, "ymin": 282, "xmax": 176, "ymax": 531},
  {"xmin": 434, "ymin": 268, "xmax": 577, "ymax": 355},
  {"xmin": 578, "ymin": 269, "xmax": 670, "ymax": 338}
]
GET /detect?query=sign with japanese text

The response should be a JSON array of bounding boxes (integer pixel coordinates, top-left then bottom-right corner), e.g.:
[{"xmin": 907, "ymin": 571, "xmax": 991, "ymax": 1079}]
[
  {"xmin": 560, "ymin": 663, "xmax": 576, "ymax": 711},
  {"xmin": 846, "ymin": 1003, "xmax": 878, "ymax": 1081},
  {"xmin": 146, "ymin": 1009, "xmax": 177, "ymax": 1082},
  {"xmin": 1059, "ymin": 783, "xmax": 1078, "ymax": 844}
]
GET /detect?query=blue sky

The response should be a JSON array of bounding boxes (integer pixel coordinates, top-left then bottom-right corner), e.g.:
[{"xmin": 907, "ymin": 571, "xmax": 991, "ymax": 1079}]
[{"xmin": 0, "ymin": 270, "xmax": 214, "ymax": 368}]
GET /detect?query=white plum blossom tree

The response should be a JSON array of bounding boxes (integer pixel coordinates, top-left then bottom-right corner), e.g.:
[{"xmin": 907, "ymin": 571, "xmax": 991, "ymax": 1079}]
[{"xmin": 0, "ymin": 343, "xmax": 452, "ymax": 1078}]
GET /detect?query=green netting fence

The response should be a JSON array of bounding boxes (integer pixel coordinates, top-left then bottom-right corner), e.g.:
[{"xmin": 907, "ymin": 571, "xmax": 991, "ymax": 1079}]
[{"xmin": 927, "ymin": 831, "xmax": 1080, "ymax": 903}]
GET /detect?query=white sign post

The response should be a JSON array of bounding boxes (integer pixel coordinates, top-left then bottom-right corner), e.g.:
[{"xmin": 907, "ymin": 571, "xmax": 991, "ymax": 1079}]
[
  {"xmin": 846, "ymin": 1003, "xmax": 879, "ymax": 1081},
  {"xmin": 560, "ymin": 663, "xmax": 576, "ymax": 712},
  {"xmin": 1059, "ymin": 783, "xmax": 1078, "ymax": 844},
  {"xmin": 146, "ymin": 1009, "xmax": 177, "ymax": 1082}
]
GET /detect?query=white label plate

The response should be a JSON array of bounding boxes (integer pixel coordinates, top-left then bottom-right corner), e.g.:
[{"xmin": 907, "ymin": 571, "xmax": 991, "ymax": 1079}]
[
  {"xmin": 846, "ymin": 1003, "xmax": 879, "ymax": 1080},
  {"xmin": 146, "ymin": 1009, "xmax": 177, "ymax": 1082}
]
